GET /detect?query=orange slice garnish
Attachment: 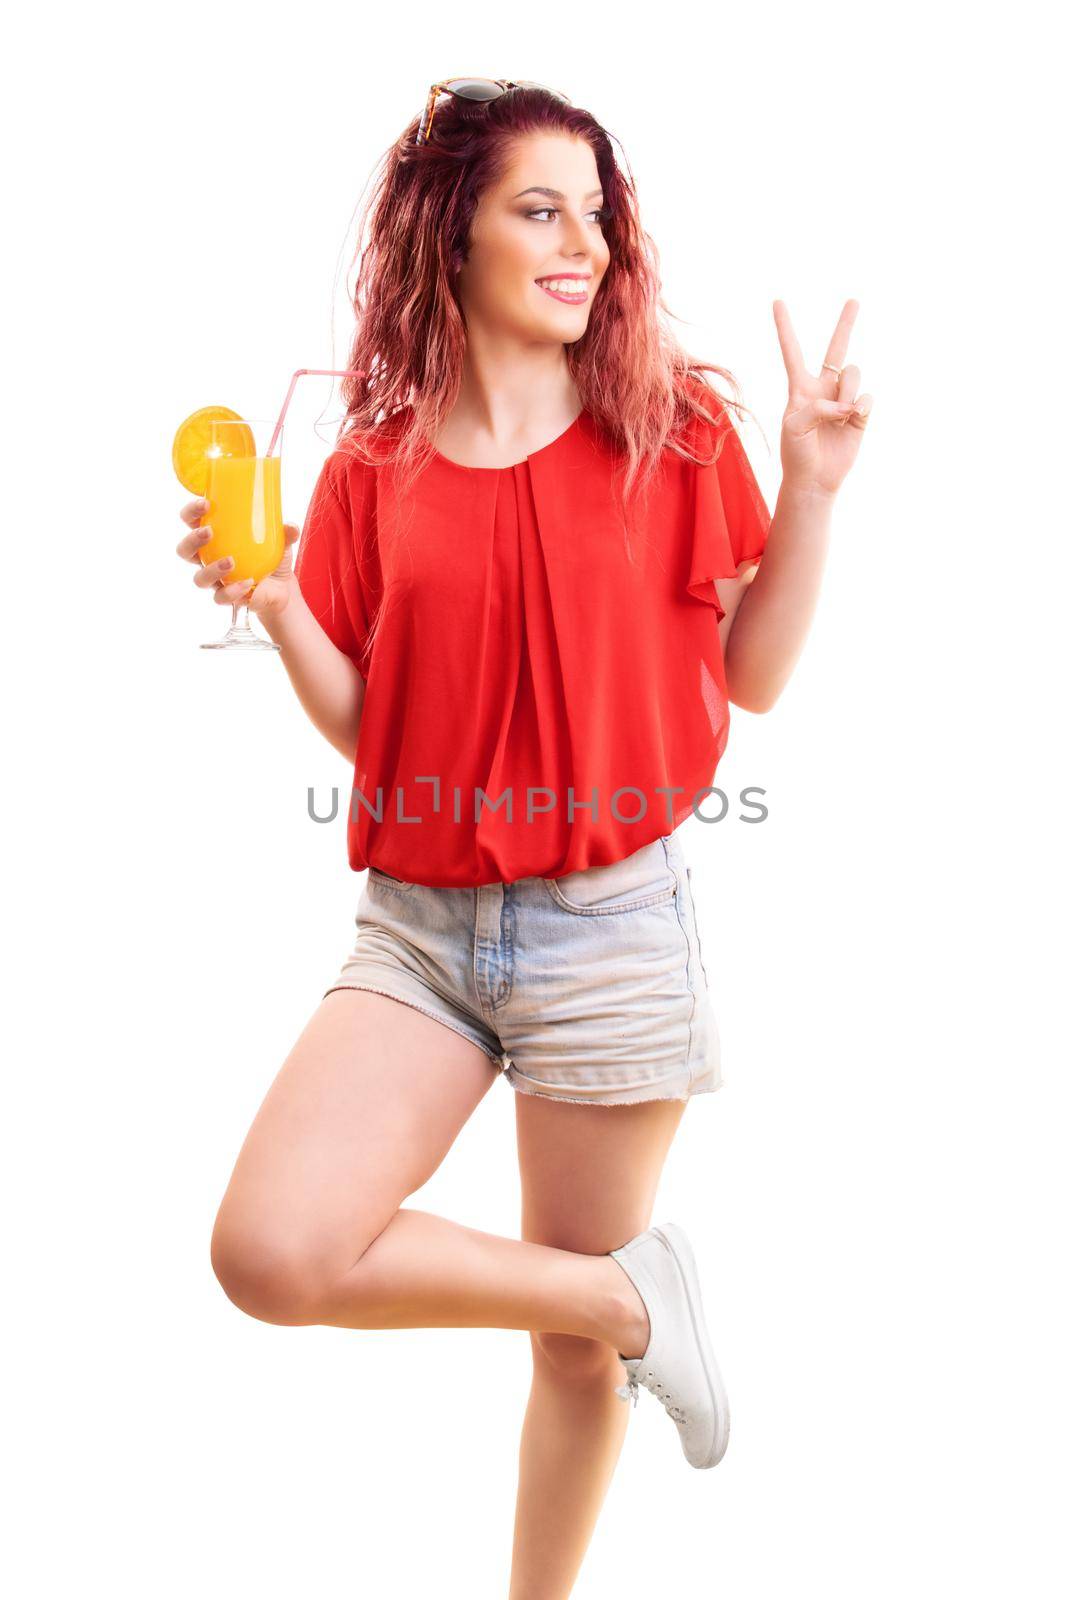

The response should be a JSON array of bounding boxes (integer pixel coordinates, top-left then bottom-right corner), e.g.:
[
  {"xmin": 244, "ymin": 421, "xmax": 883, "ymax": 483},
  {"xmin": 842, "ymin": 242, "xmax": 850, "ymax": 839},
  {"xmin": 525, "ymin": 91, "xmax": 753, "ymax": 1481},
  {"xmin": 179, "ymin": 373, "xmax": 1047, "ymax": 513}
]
[{"xmin": 172, "ymin": 405, "xmax": 256, "ymax": 496}]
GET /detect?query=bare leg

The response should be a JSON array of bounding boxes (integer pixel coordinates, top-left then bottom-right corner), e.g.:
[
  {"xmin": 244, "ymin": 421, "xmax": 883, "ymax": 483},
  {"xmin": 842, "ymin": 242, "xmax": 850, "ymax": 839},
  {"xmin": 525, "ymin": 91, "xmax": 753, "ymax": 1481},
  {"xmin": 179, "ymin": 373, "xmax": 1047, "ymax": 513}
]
[
  {"xmin": 508, "ymin": 1092, "xmax": 688, "ymax": 1600},
  {"xmin": 311, "ymin": 1207, "xmax": 643, "ymax": 1344},
  {"xmin": 211, "ymin": 990, "xmax": 647, "ymax": 1353}
]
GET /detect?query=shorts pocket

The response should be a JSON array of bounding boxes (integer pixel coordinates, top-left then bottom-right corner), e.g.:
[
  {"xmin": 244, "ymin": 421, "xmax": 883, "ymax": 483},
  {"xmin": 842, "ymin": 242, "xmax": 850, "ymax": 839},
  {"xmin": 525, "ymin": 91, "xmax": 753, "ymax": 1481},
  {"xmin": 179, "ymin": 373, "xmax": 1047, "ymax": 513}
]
[
  {"xmin": 545, "ymin": 838, "xmax": 678, "ymax": 916},
  {"xmin": 368, "ymin": 867, "xmax": 417, "ymax": 892}
]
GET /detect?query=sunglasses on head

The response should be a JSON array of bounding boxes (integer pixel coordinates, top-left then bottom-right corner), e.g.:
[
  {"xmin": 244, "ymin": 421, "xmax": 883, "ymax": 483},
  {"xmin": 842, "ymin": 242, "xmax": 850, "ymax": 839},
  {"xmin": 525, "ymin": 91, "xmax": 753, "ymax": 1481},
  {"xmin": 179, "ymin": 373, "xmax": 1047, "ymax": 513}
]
[{"xmin": 415, "ymin": 79, "xmax": 572, "ymax": 146}]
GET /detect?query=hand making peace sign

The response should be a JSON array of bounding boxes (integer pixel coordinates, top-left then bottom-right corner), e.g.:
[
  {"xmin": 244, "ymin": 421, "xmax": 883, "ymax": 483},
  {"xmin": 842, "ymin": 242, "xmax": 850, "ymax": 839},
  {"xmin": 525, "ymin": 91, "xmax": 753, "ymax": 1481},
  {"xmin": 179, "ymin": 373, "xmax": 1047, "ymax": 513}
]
[{"xmin": 773, "ymin": 298, "xmax": 872, "ymax": 498}]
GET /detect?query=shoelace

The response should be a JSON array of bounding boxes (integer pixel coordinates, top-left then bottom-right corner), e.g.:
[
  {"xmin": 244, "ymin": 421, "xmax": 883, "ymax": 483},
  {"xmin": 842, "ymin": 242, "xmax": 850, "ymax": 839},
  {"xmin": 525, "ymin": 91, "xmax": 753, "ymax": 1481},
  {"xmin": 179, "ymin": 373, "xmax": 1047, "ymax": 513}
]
[
  {"xmin": 614, "ymin": 1368, "xmax": 689, "ymax": 1425},
  {"xmin": 614, "ymin": 1373, "xmax": 640, "ymax": 1407}
]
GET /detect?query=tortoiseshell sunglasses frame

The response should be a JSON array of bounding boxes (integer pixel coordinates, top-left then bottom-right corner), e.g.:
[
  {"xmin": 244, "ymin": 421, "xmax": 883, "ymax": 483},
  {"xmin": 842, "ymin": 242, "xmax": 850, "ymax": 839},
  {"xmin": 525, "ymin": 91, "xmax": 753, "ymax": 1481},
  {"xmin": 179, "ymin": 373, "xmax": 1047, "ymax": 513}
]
[{"xmin": 415, "ymin": 78, "xmax": 572, "ymax": 146}]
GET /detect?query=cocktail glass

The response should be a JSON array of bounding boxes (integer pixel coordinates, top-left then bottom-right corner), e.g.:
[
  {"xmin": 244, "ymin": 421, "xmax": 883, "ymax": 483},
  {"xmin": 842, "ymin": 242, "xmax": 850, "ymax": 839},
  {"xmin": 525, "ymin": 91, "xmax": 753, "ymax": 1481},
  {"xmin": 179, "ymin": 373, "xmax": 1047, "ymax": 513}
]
[{"xmin": 198, "ymin": 416, "xmax": 285, "ymax": 652}]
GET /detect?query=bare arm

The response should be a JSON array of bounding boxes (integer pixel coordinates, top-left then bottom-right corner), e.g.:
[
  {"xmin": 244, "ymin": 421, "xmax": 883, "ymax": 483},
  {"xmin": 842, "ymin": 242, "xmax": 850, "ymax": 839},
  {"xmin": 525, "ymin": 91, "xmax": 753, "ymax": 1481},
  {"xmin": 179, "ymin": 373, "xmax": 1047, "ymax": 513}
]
[
  {"xmin": 717, "ymin": 296, "xmax": 874, "ymax": 713},
  {"xmin": 717, "ymin": 483, "xmax": 834, "ymax": 714},
  {"xmin": 260, "ymin": 582, "xmax": 366, "ymax": 763}
]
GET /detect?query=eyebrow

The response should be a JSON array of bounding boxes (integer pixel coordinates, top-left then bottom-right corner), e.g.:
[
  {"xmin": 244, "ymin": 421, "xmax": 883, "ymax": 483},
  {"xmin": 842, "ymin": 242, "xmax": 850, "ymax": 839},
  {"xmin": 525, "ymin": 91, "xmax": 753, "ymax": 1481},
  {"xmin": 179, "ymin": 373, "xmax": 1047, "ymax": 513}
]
[{"xmin": 512, "ymin": 186, "xmax": 604, "ymax": 202}]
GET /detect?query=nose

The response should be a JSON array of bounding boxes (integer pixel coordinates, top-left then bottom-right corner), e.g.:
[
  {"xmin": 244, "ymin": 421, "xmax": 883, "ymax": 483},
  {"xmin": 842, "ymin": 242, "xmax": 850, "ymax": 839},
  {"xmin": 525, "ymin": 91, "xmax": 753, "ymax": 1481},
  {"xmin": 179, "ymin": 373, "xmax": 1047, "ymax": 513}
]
[{"xmin": 562, "ymin": 213, "xmax": 597, "ymax": 250}]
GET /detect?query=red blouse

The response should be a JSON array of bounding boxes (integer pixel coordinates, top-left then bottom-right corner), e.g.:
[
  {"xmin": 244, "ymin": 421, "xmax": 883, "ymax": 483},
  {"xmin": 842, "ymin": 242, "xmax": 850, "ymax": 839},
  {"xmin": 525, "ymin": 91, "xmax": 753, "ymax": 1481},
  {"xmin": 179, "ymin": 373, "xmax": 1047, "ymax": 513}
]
[{"xmin": 293, "ymin": 386, "xmax": 772, "ymax": 887}]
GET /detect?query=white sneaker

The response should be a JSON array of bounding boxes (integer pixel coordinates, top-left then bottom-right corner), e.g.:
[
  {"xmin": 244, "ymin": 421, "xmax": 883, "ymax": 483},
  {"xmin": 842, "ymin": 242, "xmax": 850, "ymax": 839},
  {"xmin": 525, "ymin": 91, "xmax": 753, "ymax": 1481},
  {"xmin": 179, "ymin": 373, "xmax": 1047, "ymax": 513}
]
[{"xmin": 609, "ymin": 1222, "xmax": 730, "ymax": 1469}]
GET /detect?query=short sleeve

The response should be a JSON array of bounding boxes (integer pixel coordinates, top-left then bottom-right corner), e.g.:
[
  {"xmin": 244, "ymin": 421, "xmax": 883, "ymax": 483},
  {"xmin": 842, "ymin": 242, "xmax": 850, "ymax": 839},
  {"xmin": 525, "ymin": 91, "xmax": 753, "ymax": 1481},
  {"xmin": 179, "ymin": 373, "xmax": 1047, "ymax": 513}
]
[
  {"xmin": 294, "ymin": 451, "xmax": 377, "ymax": 679},
  {"xmin": 686, "ymin": 403, "xmax": 772, "ymax": 621}
]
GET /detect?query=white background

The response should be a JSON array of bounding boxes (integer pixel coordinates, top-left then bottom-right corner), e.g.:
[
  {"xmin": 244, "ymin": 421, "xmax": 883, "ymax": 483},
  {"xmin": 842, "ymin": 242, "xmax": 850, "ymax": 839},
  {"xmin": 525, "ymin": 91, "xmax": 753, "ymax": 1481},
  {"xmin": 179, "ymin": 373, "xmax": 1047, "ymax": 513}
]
[{"xmin": 5, "ymin": 2, "xmax": 1064, "ymax": 1595}]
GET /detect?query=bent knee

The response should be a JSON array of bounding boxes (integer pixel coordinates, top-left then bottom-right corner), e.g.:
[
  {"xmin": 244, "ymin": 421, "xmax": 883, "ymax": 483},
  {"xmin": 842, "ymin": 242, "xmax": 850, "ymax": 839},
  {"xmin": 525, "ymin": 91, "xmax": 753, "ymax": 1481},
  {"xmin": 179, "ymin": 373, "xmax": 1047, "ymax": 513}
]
[
  {"xmin": 531, "ymin": 1329, "xmax": 620, "ymax": 1382},
  {"xmin": 210, "ymin": 1219, "xmax": 329, "ymax": 1325}
]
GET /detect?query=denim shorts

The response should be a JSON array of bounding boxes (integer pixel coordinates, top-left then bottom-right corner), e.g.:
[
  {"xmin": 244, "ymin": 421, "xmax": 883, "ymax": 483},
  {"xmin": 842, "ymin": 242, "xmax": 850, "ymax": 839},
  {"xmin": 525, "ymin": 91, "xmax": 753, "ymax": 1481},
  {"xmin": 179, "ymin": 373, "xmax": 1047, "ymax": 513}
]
[{"xmin": 322, "ymin": 831, "xmax": 721, "ymax": 1105}]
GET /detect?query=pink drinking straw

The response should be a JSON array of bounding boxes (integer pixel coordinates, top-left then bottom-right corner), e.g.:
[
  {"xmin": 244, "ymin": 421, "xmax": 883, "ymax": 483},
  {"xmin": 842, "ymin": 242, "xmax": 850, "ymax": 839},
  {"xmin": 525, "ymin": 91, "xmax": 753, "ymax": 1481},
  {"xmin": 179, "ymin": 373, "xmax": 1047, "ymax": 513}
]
[{"xmin": 265, "ymin": 368, "xmax": 367, "ymax": 458}]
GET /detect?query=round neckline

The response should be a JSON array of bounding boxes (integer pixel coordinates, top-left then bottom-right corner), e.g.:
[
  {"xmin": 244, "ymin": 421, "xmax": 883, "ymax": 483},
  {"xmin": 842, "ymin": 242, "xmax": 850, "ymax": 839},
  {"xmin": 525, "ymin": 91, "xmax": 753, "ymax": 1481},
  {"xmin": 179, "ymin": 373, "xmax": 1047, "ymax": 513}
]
[{"xmin": 424, "ymin": 408, "xmax": 587, "ymax": 472}]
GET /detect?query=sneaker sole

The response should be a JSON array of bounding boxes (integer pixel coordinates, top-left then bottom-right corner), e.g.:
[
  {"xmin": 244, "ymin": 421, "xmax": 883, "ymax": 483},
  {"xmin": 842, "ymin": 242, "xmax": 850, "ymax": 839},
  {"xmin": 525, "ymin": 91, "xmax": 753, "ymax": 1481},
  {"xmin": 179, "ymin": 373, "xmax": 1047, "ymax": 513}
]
[{"xmin": 651, "ymin": 1223, "xmax": 730, "ymax": 1467}]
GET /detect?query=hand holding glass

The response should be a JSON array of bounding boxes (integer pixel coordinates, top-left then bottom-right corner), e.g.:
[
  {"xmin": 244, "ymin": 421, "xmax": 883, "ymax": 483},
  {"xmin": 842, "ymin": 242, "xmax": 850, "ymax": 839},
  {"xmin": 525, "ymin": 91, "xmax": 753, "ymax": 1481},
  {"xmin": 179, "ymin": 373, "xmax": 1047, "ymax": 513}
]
[
  {"xmin": 173, "ymin": 373, "xmax": 364, "ymax": 653},
  {"xmin": 172, "ymin": 409, "xmax": 286, "ymax": 651}
]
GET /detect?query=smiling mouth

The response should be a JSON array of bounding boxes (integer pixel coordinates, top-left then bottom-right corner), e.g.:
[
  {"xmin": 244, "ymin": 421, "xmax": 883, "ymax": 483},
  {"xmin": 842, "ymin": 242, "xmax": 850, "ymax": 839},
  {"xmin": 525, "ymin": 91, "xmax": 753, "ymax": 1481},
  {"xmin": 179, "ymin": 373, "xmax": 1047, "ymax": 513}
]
[{"xmin": 535, "ymin": 278, "xmax": 591, "ymax": 304}]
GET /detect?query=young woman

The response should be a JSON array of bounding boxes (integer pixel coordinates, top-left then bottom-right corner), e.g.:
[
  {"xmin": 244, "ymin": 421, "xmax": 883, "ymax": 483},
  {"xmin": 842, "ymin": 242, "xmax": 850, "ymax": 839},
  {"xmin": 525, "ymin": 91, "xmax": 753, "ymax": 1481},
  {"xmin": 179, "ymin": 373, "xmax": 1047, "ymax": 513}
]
[{"xmin": 176, "ymin": 82, "xmax": 870, "ymax": 1597}]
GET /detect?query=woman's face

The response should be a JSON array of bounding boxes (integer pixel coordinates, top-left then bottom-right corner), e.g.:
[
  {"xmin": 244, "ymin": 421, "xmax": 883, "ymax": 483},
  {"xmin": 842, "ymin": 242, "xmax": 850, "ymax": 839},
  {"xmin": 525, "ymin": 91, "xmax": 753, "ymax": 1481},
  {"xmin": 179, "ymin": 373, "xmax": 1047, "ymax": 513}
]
[{"xmin": 456, "ymin": 133, "xmax": 611, "ymax": 344}]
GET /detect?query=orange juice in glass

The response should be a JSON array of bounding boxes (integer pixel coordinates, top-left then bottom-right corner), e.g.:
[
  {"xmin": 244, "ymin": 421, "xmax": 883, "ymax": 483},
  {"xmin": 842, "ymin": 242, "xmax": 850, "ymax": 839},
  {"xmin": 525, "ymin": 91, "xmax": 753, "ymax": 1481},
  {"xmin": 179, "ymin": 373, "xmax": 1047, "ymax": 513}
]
[
  {"xmin": 172, "ymin": 409, "xmax": 286, "ymax": 652},
  {"xmin": 205, "ymin": 454, "xmax": 284, "ymax": 582}
]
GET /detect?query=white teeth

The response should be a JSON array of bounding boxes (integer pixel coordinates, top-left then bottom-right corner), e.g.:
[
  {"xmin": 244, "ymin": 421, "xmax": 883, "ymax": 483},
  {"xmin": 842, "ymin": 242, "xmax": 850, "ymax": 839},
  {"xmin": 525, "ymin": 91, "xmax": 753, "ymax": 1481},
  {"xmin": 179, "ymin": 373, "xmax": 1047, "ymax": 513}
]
[{"xmin": 537, "ymin": 279, "xmax": 588, "ymax": 294}]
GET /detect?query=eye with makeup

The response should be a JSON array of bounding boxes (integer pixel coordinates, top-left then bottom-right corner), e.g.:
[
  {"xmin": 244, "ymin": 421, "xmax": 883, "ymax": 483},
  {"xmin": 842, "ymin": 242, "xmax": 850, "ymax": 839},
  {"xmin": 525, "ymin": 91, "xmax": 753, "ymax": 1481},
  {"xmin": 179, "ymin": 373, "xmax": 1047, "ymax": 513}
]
[{"xmin": 524, "ymin": 206, "xmax": 612, "ymax": 225}]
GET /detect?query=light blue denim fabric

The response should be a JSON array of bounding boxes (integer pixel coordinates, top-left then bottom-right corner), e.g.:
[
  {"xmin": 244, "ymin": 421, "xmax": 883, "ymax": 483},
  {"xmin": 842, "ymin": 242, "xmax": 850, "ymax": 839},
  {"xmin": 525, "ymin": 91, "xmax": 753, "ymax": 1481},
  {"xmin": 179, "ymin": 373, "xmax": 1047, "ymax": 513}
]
[{"xmin": 324, "ymin": 831, "xmax": 720, "ymax": 1104}]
